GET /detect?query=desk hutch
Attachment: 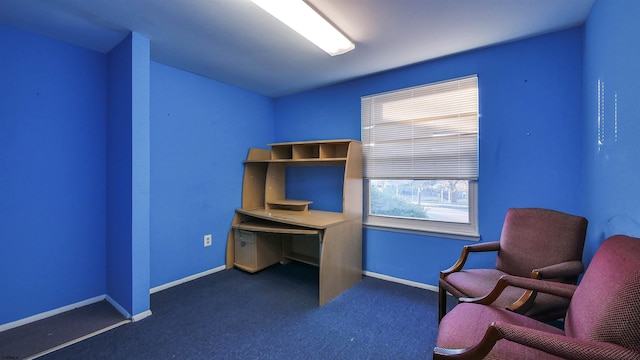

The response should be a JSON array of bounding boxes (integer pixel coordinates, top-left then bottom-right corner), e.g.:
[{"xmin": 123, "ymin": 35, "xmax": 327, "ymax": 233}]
[{"xmin": 225, "ymin": 139, "xmax": 362, "ymax": 306}]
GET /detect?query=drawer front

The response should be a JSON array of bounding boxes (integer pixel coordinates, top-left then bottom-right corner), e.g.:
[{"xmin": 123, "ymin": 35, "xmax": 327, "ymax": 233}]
[
  {"xmin": 234, "ymin": 230, "xmax": 257, "ymax": 270},
  {"xmin": 235, "ymin": 229, "xmax": 256, "ymax": 244}
]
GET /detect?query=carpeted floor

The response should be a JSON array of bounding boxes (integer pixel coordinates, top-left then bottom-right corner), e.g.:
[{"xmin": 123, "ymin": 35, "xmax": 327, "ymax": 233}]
[
  {"xmin": 0, "ymin": 300, "xmax": 129, "ymax": 360},
  {"xmin": 8, "ymin": 262, "xmax": 442, "ymax": 359}
]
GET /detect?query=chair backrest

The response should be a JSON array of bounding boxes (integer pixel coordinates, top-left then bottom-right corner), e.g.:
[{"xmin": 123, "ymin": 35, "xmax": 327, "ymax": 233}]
[
  {"xmin": 564, "ymin": 235, "xmax": 640, "ymax": 352},
  {"xmin": 495, "ymin": 208, "xmax": 588, "ymax": 278}
]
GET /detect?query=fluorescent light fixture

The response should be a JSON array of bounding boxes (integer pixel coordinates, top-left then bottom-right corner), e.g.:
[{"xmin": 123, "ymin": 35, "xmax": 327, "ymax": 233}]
[{"xmin": 251, "ymin": 0, "xmax": 355, "ymax": 56}]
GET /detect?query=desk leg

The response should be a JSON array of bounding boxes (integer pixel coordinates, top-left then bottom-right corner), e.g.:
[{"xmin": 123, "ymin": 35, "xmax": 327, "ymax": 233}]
[
  {"xmin": 225, "ymin": 214, "xmax": 242, "ymax": 269},
  {"xmin": 318, "ymin": 218, "xmax": 363, "ymax": 306}
]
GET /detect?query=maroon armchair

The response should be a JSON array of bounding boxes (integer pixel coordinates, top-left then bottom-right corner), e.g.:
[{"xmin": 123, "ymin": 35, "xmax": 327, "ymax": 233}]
[
  {"xmin": 434, "ymin": 235, "xmax": 640, "ymax": 360},
  {"xmin": 439, "ymin": 208, "xmax": 588, "ymax": 322}
]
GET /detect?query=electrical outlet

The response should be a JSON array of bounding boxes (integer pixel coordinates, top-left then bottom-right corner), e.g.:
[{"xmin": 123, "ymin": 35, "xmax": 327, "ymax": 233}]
[{"xmin": 204, "ymin": 234, "xmax": 212, "ymax": 247}]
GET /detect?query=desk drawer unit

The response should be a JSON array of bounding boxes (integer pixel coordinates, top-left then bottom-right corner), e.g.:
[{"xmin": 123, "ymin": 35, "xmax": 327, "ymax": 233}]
[{"xmin": 234, "ymin": 229, "xmax": 282, "ymax": 273}]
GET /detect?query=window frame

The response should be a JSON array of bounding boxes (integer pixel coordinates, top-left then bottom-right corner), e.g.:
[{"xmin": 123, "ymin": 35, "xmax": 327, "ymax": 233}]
[
  {"xmin": 361, "ymin": 76, "xmax": 479, "ymax": 240},
  {"xmin": 363, "ymin": 179, "xmax": 479, "ymax": 240}
]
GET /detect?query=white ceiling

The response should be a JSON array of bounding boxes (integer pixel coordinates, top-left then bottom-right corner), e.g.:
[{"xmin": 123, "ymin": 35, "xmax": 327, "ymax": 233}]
[{"xmin": 0, "ymin": 0, "xmax": 594, "ymax": 97}]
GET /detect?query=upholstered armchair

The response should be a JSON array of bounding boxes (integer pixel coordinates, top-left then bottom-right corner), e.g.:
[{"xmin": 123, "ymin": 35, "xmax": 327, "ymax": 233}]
[
  {"xmin": 439, "ymin": 208, "xmax": 588, "ymax": 322},
  {"xmin": 434, "ymin": 235, "xmax": 640, "ymax": 360}
]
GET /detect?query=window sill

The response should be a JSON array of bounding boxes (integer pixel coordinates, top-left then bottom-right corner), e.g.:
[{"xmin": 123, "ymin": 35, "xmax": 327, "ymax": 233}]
[{"xmin": 363, "ymin": 221, "xmax": 480, "ymax": 241}]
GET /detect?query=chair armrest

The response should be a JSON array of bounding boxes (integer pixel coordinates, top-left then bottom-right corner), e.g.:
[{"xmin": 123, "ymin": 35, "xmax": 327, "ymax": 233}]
[
  {"xmin": 505, "ymin": 262, "xmax": 583, "ymax": 314},
  {"xmin": 440, "ymin": 241, "xmax": 500, "ymax": 277},
  {"xmin": 493, "ymin": 322, "xmax": 640, "ymax": 360},
  {"xmin": 504, "ymin": 273, "xmax": 579, "ymax": 314},
  {"xmin": 532, "ymin": 260, "xmax": 584, "ymax": 280},
  {"xmin": 434, "ymin": 325, "xmax": 503, "ymax": 359},
  {"xmin": 467, "ymin": 241, "xmax": 501, "ymax": 252},
  {"xmin": 459, "ymin": 275, "xmax": 577, "ymax": 305},
  {"xmin": 501, "ymin": 275, "xmax": 578, "ymax": 298}
]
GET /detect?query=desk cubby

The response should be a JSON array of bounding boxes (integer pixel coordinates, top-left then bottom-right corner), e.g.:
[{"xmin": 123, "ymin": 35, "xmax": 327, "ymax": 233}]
[{"xmin": 268, "ymin": 140, "xmax": 351, "ymax": 161}]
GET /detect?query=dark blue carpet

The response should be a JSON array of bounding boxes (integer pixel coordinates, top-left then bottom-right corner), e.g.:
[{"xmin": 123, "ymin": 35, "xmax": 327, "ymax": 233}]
[{"xmin": 40, "ymin": 262, "xmax": 438, "ymax": 359}]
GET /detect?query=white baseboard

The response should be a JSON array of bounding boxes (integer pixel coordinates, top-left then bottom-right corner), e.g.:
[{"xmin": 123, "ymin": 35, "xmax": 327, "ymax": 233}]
[
  {"xmin": 2, "ymin": 265, "xmax": 227, "ymax": 332},
  {"xmin": 0, "ymin": 295, "xmax": 106, "ymax": 332},
  {"xmin": 131, "ymin": 309, "xmax": 153, "ymax": 322},
  {"xmin": 150, "ymin": 265, "xmax": 227, "ymax": 294},
  {"xmin": 105, "ymin": 295, "xmax": 131, "ymax": 319},
  {"xmin": 363, "ymin": 270, "xmax": 439, "ymax": 293}
]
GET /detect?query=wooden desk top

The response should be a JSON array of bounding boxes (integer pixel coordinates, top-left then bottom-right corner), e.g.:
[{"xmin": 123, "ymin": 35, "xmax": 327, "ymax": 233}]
[{"xmin": 236, "ymin": 208, "xmax": 354, "ymax": 229}]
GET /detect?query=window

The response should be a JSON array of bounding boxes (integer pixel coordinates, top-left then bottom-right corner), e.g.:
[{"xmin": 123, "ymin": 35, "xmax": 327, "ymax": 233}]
[{"xmin": 361, "ymin": 76, "xmax": 479, "ymax": 238}]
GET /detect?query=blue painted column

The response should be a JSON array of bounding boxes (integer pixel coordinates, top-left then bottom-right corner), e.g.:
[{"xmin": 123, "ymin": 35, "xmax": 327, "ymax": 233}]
[
  {"xmin": 131, "ymin": 32, "xmax": 151, "ymax": 320},
  {"xmin": 106, "ymin": 32, "xmax": 151, "ymax": 320}
]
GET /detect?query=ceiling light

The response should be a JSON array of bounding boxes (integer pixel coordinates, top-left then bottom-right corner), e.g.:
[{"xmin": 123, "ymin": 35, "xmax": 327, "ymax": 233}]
[{"xmin": 251, "ymin": 0, "xmax": 355, "ymax": 56}]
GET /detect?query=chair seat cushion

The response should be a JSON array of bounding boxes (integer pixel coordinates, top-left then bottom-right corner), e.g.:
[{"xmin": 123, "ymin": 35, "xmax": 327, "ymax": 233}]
[
  {"xmin": 437, "ymin": 303, "xmax": 565, "ymax": 360},
  {"xmin": 441, "ymin": 269, "xmax": 570, "ymax": 320}
]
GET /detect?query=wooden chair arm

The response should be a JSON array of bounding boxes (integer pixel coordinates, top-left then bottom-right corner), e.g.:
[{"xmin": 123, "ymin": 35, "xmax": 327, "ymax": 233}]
[
  {"xmin": 506, "ymin": 275, "xmax": 578, "ymax": 298},
  {"xmin": 506, "ymin": 289, "xmax": 537, "ymax": 314},
  {"xmin": 440, "ymin": 241, "xmax": 500, "ymax": 277},
  {"xmin": 506, "ymin": 261, "xmax": 583, "ymax": 313},
  {"xmin": 459, "ymin": 275, "xmax": 577, "ymax": 306},
  {"xmin": 433, "ymin": 323, "xmax": 504, "ymax": 359},
  {"xmin": 505, "ymin": 270, "xmax": 543, "ymax": 314}
]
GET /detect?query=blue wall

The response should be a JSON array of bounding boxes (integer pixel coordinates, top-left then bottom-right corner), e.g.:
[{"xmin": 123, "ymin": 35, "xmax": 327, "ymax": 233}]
[
  {"xmin": 149, "ymin": 62, "xmax": 275, "ymax": 288},
  {"xmin": 582, "ymin": 0, "xmax": 640, "ymax": 261},
  {"xmin": 275, "ymin": 28, "xmax": 586, "ymax": 286},
  {"xmin": 0, "ymin": 23, "xmax": 275, "ymax": 326},
  {"xmin": 0, "ymin": 25, "xmax": 108, "ymax": 324}
]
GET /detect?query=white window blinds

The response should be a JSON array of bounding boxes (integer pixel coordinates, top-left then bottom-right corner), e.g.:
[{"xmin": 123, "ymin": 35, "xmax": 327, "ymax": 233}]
[{"xmin": 361, "ymin": 75, "xmax": 478, "ymax": 180}]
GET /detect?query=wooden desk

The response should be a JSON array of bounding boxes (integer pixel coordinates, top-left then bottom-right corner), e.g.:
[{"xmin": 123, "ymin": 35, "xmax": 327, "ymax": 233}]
[
  {"xmin": 226, "ymin": 140, "xmax": 363, "ymax": 306},
  {"xmin": 232, "ymin": 208, "xmax": 362, "ymax": 306}
]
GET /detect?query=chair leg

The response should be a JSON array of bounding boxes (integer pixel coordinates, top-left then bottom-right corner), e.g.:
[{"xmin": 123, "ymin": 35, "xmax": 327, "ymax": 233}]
[{"xmin": 438, "ymin": 286, "xmax": 447, "ymax": 323}]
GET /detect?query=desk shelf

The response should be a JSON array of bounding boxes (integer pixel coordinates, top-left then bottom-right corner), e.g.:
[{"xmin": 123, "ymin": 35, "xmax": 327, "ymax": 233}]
[
  {"xmin": 245, "ymin": 158, "xmax": 347, "ymax": 166},
  {"xmin": 266, "ymin": 199, "xmax": 312, "ymax": 212},
  {"xmin": 233, "ymin": 221, "xmax": 319, "ymax": 235},
  {"xmin": 285, "ymin": 252, "xmax": 319, "ymax": 267}
]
